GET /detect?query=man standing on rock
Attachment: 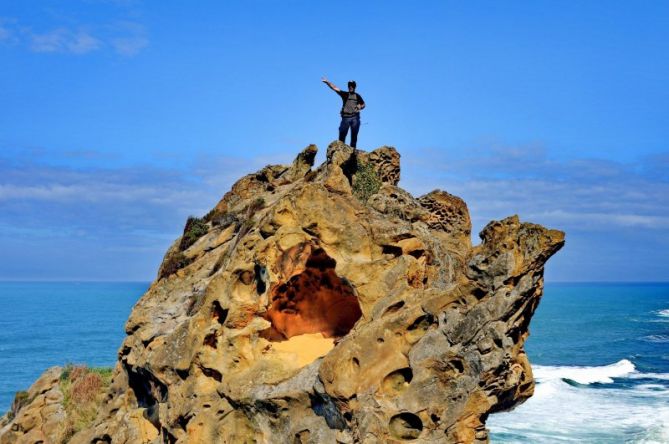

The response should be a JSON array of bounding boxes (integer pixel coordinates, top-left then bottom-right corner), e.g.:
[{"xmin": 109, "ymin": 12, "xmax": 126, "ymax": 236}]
[{"xmin": 322, "ymin": 77, "xmax": 365, "ymax": 148}]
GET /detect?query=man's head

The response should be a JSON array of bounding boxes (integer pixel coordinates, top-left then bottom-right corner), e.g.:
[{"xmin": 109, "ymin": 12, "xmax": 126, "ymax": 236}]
[{"xmin": 348, "ymin": 80, "xmax": 356, "ymax": 92}]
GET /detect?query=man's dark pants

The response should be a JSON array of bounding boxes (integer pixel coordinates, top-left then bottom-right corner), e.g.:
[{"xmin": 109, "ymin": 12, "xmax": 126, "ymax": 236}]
[{"xmin": 338, "ymin": 115, "xmax": 360, "ymax": 148}]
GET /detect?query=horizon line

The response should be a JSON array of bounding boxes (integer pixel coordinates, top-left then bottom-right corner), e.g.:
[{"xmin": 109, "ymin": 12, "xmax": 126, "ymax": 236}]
[{"xmin": 0, "ymin": 279, "xmax": 667, "ymax": 285}]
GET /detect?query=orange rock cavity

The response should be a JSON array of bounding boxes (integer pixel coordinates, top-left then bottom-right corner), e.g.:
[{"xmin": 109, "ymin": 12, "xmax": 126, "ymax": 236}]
[{"xmin": 262, "ymin": 247, "xmax": 362, "ymax": 341}]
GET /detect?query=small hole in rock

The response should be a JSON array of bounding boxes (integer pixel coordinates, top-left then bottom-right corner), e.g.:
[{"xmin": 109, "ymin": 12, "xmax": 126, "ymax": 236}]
[
  {"xmin": 382, "ymin": 367, "xmax": 413, "ymax": 394},
  {"xmin": 383, "ymin": 300, "xmax": 405, "ymax": 316},
  {"xmin": 238, "ymin": 270, "xmax": 254, "ymax": 285},
  {"xmin": 199, "ymin": 366, "xmax": 222, "ymax": 382},
  {"xmin": 176, "ymin": 414, "xmax": 191, "ymax": 431},
  {"xmin": 254, "ymin": 263, "xmax": 267, "ymax": 294},
  {"xmin": 203, "ymin": 333, "xmax": 217, "ymax": 348},
  {"xmin": 408, "ymin": 314, "xmax": 434, "ymax": 331},
  {"xmin": 294, "ymin": 429, "xmax": 310, "ymax": 444},
  {"xmin": 472, "ymin": 287, "xmax": 486, "ymax": 300},
  {"xmin": 389, "ymin": 412, "xmax": 423, "ymax": 440},
  {"xmin": 382, "ymin": 245, "xmax": 403, "ymax": 257},
  {"xmin": 406, "ymin": 314, "xmax": 435, "ymax": 343},
  {"xmin": 211, "ymin": 301, "xmax": 228, "ymax": 325}
]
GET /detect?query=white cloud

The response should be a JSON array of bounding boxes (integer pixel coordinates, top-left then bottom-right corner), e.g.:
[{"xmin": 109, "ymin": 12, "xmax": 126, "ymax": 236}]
[
  {"xmin": 0, "ymin": 25, "xmax": 10, "ymax": 41},
  {"xmin": 0, "ymin": 18, "xmax": 19, "ymax": 45},
  {"xmin": 0, "ymin": 156, "xmax": 230, "ymax": 241},
  {"xmin": 108, "ymin": 21, "xmax": 148, "ymax": 56},
  {"xmin": 68, "ymin": 30, "xmax": 102, "ymax": 54},
  {"xmin": 111, "ymin": 35, "xmax": 148, "ymax": 55},
  {"xmin": 1, "ymin": 145, "xmax": 667, "ymax": 281},
  {"xmin": 2, "ymin": 17, "xmax": 147, "ymax": 56},
  {"xmin": 0, "ymin": 182, "xmax": 201, "ymax": 204},
  {"xmin": 526, "ymin": 210, "xmax": 669, "ymax": 230},
  {"xmin": 402, "ymin": 146, "xmax": 669, "ymax": 234},
  {"xmin": 29, "ymin": 28, "xmax": 67, "ymax": 52},
  {"xmin": 29, "ymin": 28, "xmax": 101, "ymax": 54}
]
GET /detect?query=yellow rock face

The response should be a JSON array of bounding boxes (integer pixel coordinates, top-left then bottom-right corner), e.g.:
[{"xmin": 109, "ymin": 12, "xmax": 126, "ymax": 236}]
[
  {"xmin": 270, "ymin": 333, "xmax": 335, "ymax": 367},
  {"xmin": 0, "ymin": 142, "xmax": 564, "ymax": 444}
]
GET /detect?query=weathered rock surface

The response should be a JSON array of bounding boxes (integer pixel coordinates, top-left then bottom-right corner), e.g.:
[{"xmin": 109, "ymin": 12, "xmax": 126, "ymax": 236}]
[
  {"xmin": 1, "ymin": 142, "xmax": 564, "ymax": 443},
  {"xmin": 0, "ymin": 367, "xmax": 67, "ymax": 444}
]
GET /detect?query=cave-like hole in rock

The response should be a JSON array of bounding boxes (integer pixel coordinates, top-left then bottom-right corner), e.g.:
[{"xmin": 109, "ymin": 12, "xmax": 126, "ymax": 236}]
[
  {"xmin": 93, "ymin": 434, "xmax": 112, "ymax": 444},
  {"xmin": 389, "ymin": 412, "xmax": 423, "ymax": 440},
  {"xmin": 261, "ymin": 248, "xmax": 363, "ymax": 365},
  {"xmin": 382, "ymin": 367, "xmax": 413, "ymax": 394},
  {"xmin": 211, "ymin": 300, "xmax": 228, "ymax": 325},
  {"xmin": 124, "ymin": 364, "xmax": 168, "ymax": 408}
]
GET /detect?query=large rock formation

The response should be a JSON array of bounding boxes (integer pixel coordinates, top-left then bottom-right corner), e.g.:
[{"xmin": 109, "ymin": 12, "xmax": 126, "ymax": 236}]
[{"xmin": 0, "ymin": 142, "xmax": 564, "ymax": 443}]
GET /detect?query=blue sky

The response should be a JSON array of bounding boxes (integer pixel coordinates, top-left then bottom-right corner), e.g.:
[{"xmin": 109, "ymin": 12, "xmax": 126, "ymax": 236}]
[{"xmin": 0, "ymin": 1, "xmax": 667, "ymax": 281}]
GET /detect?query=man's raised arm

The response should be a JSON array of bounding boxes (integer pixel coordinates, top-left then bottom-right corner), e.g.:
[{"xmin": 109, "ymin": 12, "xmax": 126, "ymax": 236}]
[{"xmin": 321, "ymin": 77, "xmax": 340, "ymax": 92}]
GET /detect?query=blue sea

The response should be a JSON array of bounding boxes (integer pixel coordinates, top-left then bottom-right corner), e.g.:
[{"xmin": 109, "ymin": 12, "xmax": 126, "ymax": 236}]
[
  {"xmin": 1, "ymin": 282, "xmax": 668, "ymax": 443},
  {"xmin": 0, "ymin": 282, "xmax": 146, "ymax": 410}
]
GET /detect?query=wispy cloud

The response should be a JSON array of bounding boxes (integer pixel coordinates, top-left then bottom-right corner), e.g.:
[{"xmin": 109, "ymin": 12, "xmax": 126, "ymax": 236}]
[
  {"xmin": 0, "ymin": 149, "xmax": 268, "ymax": 244},
  {"xmin": 4, "ymin": 144, "xmax": 667, "ymax": 237},
  {"xmin": 0, "ymin": 16, "xmax": 148, "ymax": 56},
  {"xmin": 0, "ymin": 25, "xmax": 10, "ymax": 41},
  {"xmin": 0, "ymin": 18, "xmax": 19, "ymax": 45},
  {"xmin": 29, "ymin": 27, "xmax": 101, "ymax": 54},
  {"xmin": 402, "ymin": 145, "xmax": 669, "ymax": 234},
  {"xmin": 110, "ymin": 35, "xmax": 147, "ymax": 55},
  {"xmin": 1, "ymin": 143, "xmax": 667, "ymax": 280},
  {"xmin": 109, "ymin": 20, "xmax": 148, "ymax": 55}
]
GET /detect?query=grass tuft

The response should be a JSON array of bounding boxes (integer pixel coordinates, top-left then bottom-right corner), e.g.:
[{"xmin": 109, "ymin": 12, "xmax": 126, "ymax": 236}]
[
  {"xmin": 59, "ymin": 364, "xmax": 113, "ymax": 442},
  {"xmin": 5, "ymin": 390, "xmax": 31, "ymax": 421},
  {"xmin": 352, "ymin": 162, "xmax": 382, "ymax": 202},
  {"xmin": 159, "ymin": 252, "xmax": 192, "ymax": 279},
  {"xmin": 179, "ymin": 216, "xmax": 209, "ymax": 251}
]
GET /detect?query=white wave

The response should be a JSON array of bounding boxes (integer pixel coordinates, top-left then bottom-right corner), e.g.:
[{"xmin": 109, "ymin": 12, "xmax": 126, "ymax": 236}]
[
  {"xmin": 489, "ymin": 360, "xmax": 669, "ymax": 443},
  {"xmin": 630, "ymin": 372, "xmax": 669, "ymax": 381},
  {"xmin": 533, "ymin": 359, "xmax": 636, "ymax": 384},
  {"xmin": 642, "ymin": 334, "xmax": 669, "ymax": 343},
  {"xmin": 656, "ymin": 309, "xmax": 669, "ymax": 318}
]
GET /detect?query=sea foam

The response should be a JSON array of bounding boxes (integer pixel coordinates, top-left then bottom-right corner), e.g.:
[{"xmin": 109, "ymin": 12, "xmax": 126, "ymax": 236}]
[
  {"xmin": 533, "ymin": 358, "xmax": 636, "ymax": 385},
  {"xmin": 489, "ymin": 359, "xmax": 669, "ymax": 444},
  {"xmin": 642, "ymin": 334, "xmax": 669, "ymax": 343},
  {"xmin": 657, "ymin": 308, "xmax": 669, "ymax": 318}
]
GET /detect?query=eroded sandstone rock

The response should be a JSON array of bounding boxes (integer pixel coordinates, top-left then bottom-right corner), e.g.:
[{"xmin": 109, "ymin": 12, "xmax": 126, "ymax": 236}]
[
  {"xmin": 0, "ymin": 367, "xmax": 67, "ymax": 444},
  {"xmin": 0, "ymin": 142, "xmax": 564, "ymax": 443}
]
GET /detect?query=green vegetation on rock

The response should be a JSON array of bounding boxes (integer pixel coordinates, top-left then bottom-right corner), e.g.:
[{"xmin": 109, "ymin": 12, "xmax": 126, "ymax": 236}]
[
  {"xmin": 179, "ymin": 216, "xmax": 209, "ymax": 251},
  {"xmin": 248, "ymin": 197, "xmax": 266, "ymax": 214},
  {"xmin": 159, "ymin": 251, "xmax": 192, "ymax": 279},
  {"xmin": 5, "ymin": 391, "xmax": 30, "ymax": 421},
  {"xmin": 59, "ymin": 365, "xmax": 113, "ymax": 442},
  {"xmin": 352, "ymin": 162, "xmax": 382, "ymax": 202}
]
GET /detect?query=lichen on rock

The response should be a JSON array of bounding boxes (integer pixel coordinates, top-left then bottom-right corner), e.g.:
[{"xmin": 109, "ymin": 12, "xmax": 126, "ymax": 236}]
[{"xmin": 0, "ymin": 141, "xmax": 564, "ymax": 443}]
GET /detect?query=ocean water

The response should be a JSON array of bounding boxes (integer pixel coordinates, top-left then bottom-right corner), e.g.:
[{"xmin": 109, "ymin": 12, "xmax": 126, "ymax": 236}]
[
  {"xmin": 1, "ymin": 282, "xmax": 668, "ymax": 443},
  {"xmin": 0, "ymin": 281, "xmax": 147, "ymax": 412},
  {"xmin": 488, "ymin": 283, "xmax": 669, "ymax": 443}
]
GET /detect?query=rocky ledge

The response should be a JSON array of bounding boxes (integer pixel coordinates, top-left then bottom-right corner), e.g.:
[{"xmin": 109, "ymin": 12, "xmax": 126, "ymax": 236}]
[{"xmin": 1, "ymin": 142, "xmax": 564, "ymax": 443}]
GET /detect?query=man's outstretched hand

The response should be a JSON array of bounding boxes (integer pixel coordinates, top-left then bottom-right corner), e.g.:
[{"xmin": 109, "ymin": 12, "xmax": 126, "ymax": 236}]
[{"xmin": 322, "ymin": 77, "xmax": 339, "ymax": 92}]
